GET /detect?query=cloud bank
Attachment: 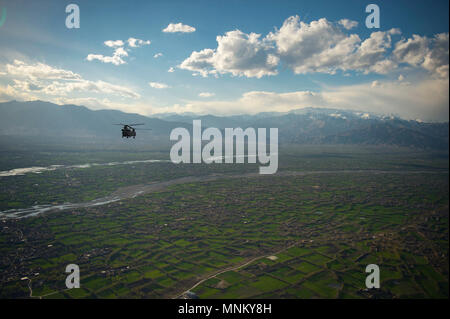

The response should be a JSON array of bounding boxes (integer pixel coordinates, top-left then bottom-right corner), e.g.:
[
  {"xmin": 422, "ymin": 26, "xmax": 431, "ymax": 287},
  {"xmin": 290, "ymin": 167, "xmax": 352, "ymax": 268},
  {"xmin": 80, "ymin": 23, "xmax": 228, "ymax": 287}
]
[
  {"xmin": 179, "ymin": 15, "xmax": 448, "ymax": 79},
  {"xmin": 0, "ymin": 60, "xmax": 140, "ymax": 105},
  {"xmin": 150, "ymin": 76, "xmax": 448, "ymax": 122}
]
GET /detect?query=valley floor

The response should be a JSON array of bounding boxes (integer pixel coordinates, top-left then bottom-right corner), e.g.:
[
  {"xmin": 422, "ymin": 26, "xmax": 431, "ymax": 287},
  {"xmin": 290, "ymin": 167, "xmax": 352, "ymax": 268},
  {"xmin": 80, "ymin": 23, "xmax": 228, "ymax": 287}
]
[{"xmin": 0, "ymin": 147, "xmax": 448, "ymax": 299}]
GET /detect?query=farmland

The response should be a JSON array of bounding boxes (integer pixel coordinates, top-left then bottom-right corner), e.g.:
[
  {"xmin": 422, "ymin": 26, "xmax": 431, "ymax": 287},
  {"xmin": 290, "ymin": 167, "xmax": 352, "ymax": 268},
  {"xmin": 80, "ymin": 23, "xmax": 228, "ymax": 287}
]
[{"xmin": 0, "ymin": 147, "xmax": 448, "ymax": 298}]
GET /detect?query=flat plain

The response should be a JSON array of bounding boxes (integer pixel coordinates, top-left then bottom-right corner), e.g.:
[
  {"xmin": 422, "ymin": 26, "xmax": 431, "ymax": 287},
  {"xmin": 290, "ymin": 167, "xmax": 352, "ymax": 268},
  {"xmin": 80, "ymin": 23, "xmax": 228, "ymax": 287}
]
[{"xmin": 0, "ymin": 146, "xmax": 448, "ymax": 298}]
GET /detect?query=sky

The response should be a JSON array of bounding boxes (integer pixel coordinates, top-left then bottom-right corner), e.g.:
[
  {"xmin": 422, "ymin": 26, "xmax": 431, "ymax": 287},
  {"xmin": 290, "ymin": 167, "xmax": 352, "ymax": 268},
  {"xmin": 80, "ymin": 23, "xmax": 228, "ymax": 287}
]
[{"xmin": 0, "ymin": 0, "xmax": 448, "ymax": 121}]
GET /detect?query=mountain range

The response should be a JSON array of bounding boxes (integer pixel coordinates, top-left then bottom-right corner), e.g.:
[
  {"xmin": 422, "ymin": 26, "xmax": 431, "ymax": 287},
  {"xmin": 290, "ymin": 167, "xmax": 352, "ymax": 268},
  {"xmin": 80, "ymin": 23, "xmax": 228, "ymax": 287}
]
[{"xmin": 0, "ymin": 100, "xmax": 448, "ymax": 150}]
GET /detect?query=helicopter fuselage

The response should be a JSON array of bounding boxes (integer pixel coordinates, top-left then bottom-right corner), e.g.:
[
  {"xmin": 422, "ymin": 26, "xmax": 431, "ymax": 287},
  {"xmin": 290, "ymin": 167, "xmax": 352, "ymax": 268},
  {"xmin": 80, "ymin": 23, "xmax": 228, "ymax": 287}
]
[
  {"xmin": 122, "ymin": 126, "xmax": 136, "ymax": 138},
  {"xmin": 115, "ymin": 123, "xmax": 145, "ymax": 138}
]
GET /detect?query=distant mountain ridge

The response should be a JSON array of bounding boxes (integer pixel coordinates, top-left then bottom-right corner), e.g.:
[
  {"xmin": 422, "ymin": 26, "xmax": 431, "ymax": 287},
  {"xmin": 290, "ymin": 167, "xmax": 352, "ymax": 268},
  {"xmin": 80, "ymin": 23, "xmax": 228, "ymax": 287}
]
[
  {"xmin": 0, "ymin": 100, "xmax": 188, "ymax": 138},
  {"xmin": 153, "ymin": 107, "xmax": 449, "ymax": 150},
  {"xmin": 0, "ymin": 101, "xmax": 448, "ymax": 150}
]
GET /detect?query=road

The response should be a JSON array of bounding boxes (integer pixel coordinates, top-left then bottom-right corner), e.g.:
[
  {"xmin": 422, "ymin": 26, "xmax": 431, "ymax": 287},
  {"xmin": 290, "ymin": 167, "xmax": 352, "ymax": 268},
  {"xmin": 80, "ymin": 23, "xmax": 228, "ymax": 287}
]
[{"xmin": 174, "ymin": 242, "xmax": 300, "ymax": 299}]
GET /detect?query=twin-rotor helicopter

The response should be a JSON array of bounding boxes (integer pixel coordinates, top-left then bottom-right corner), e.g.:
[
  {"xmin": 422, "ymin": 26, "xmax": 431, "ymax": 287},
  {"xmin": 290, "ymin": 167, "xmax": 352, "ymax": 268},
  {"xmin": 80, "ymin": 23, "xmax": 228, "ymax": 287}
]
[{"xmin": 113, "ymin": 123, "xmax": 151, "ymax": 138}]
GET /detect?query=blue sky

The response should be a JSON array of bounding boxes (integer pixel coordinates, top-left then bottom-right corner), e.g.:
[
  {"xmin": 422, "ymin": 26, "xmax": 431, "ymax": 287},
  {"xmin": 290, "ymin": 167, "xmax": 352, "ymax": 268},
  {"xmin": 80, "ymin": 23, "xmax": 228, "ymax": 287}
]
[{"xmin": 0, "ymin": 0, "xmax": 448, "ymax": 121}]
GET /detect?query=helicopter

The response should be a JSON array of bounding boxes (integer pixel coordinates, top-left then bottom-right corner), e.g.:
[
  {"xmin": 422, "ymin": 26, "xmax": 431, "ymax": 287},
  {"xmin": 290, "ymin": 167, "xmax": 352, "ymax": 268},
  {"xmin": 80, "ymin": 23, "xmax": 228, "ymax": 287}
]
[{"xmin": 113, "ymin": 123, "xmax": 150, "ymax": 138}]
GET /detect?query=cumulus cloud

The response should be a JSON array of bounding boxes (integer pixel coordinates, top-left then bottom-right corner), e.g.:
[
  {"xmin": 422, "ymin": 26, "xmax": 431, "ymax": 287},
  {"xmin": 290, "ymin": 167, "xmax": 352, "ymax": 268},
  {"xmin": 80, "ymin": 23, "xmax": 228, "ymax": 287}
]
[
  {"xmin": 127, "ymin": 37, "xmax": 151, "ymax": 48},
  {"xmin": 87, "ymin": 37, "xmax": 150, "ymax": 66},
  {"xmin": 179, "ymin": 15, "xmax": 401, "ymax": 77},
  {"xmin": 344, "ymin": 28, "xmax": 401, "ymax": 74},
  {"xmin": 393, "ymin": 32, "xmax": 449, "ymax": 78},
  {"xmin": 338, "ymin": 19, "xmax": 358, "ymax": 30},
  {"xmin": 198, "ymin": 92, "xmax": 215, "ymax": 97},
  {"xmin": 163, "ymin": 23, "xmax": 196, "ymax": 33},
  {"xmin": 86, "ymin": 47, "xmax": 128, "ymax": 66},
  {"xmin": 179, "ymin": 30, "xmax": 279, "ymax": 78},
  {"xmin": 104, "ymin": 40, "xmax": 124, "ymax": 48},
  {"xmin": 149, "ymin": 82, "xmax": 170, "ymax": 89},
  {"xmin": 268, "ymin": 16, "xmax": 400, "ymax": 74},
  {"xmin": 168, "ymin": 67, "xmax": 175, "ymax": 73},
  {"xmin": 267, "ymin": 16, "xmax": 355, "ymax": 74},
  {"xmin": 393, "ymin": 34, "xmax": 429, "ymax": 66},
  {"xmin": 179, "ymin": 49, "xmax": 215, "ymax": 77},
  {"xmin": 179, "ymin": 15, "xmax": 448, "ymax": 78},
  {"xmin": 153, "ymin": 53, "xmax": 163, "ymax": 58},
  {"xmin": 423, "ymin": 33, "xmax": 449, "ymax": 78}
]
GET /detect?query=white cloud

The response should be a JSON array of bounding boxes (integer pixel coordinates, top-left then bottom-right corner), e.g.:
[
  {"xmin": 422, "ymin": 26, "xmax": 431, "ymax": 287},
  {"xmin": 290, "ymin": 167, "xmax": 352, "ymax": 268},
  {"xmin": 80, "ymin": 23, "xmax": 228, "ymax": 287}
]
[
  {"xmin": 267, "ymin": 16, "xmax": 358, "ymax": 74},
  {"xmin": 267, "ymin": 16, "xmax": 401, "ymax": 75},
  {"xmin": 163, "ymin": 23, "xmax": 196, "ymax": 33},
  {"xmin": 4, "ymin": 59, "xmax": 446, "ymax": 122},
  {"xmin": 153, "ymin": 53, "xmax": 163, "ymax": 58},
  {"xmin": 179, "ymin": 16, "xmax": 407, "ymax": 77},
  {"xmin": 168, "ymin": 67, "xmax": 175, "ymax": 73},
  {"xmin": 345, "ymin": 28, "xmax": 401, "ymax": 74},
  {"xmin": 114, "ymin": 47, "xmax": 128, "ymax": 57},
  {"xmin": 149, "ymin": 82, "xmax": 170, "ymax": 89},
  {"xmin": 87, "ymin": 47, "xmax": 128, "ymax": 66},
  {"xmin": 127, "ymin": 37, "xmax": 151, "ymax": 48},
  {"xmin": 148, "ymin": 76, "xmax": 448, "ymax": 122},
  {"xmin": 393, "ymin": 34, "xmax": 429, "ymax": 66},
  {"xmin": 179, "ymin": 30, "xmax": 279, "ymax": 78},
  {"xmin": 393, "ymin": 33, "xmax": 449, "ymax": 78},
  {"xmin": 149, "ymin": 90, "xmax": 324, "ymax": 115},
  {"xmin": 177, "ymin": 15, "xmax": 446, "ymax": 78},
  {"xmin": 0, "ymin": 83, "xmax": 38, "ymax": 102},
  {"xmin": 87, "ymin": 38, "xmax": 150, "ymax": 66},
  {"xmin": 5, "ymin": 59, "xmax": 81, "ymax": 80},
  {"xmin": 198, "ymin": 92, "xmax": 215, "ymax": 97},
  {"xmin": 10, "ymin": 79, "xmax": 43, "ymax": 92},
  {"xmin": 422, "ymin": 33, "xmax": 449, "ymax": 78},
  {"xmin": 0, "ymin": 60, "xmax": 140, "ymax": 103},
  {"xmin": 41, "ymin": 79, "xmax": 139, "ymax": 99},
  {"xmin": 179, "ymin": 48, "xmax": 215, "ymax": 77},
  {"xmin": 321, "ymin": 77, "xmax": 448, "ymax": 122},
  {"xmin": 86, "ymin": 54, "xmax": 122, "ymax": 65},
  {"xmin": 104, "ymin": 40, "xmax": 124, "ymax": 48},
  {"xmin": 338, "ymin": 19, "xmax": 358, "ymax": 30}
]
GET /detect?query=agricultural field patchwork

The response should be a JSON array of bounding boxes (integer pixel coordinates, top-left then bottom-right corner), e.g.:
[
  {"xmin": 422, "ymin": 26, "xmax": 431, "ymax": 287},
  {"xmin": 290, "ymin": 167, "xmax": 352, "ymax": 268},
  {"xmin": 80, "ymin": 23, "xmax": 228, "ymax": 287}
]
[{"xmin": 0, "ymin": 150, "xmax": 448, "ymax": 299}]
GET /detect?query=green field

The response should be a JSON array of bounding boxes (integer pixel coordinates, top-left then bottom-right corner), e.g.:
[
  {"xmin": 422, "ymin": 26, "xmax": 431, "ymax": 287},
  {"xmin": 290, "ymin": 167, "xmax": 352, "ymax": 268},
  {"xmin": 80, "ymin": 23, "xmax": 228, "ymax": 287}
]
[{"xmin": 0, "ymin": 147, "xmax": 448, "ymax": 299}]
